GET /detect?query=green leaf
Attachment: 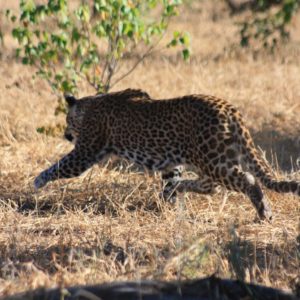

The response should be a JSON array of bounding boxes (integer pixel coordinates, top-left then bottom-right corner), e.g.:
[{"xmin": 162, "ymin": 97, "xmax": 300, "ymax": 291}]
[
  {"xmin": 61, "ymin": 80, "xmax": 75, "ymax": 93},
  {"xmin": 182, "ymin": 48, "xmax": 190, "ymax": 60},
  {"xmin": 22, "ymin": 57, "xmax": 29, "ymax": 65},
  {"xmin": 54, "ymin": 73, "xmax": 63, "ymax": 82},
  {"xmin": 22, "ymin": 0, "xmax": 36, "ymax": 12},
  {"xmin": 71, "ymin": 28, "xmax": 81, "ymax": 42},
  {"xmin": 36, "ymin": 127, "xmax": 45, "ymax": 134},
  {"xmin": 179, "ymin": 33, "xmax": 190, "ymax": 46},
  {"xmin": 168, "ymin": 39, "xmax": 177, "ymax": 47},
  {"xmin": 240, "ymin": 36, "xmax": 249, "ymax": 47},
  {"xmin": 173, "ymin": 31, "xmax": 180, "ymax": 38}
]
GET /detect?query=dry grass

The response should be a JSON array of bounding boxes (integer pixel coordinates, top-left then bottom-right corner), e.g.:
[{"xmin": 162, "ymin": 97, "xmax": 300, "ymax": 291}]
[{"xmin": 0, "ymin": 1, "xmax": 299, "ymax": 297}]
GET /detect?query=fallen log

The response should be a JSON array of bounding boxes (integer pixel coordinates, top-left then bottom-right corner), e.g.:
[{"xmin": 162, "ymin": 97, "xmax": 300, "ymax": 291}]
[{"xmin": 3, "ymin": 276, "xmax": 299, "ymax": 300}]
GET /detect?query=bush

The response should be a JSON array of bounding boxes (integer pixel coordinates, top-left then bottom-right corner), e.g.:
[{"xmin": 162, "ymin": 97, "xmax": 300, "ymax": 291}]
[
  {"xmin": 6, "ymin": 0, "xmax": 190, "ymax": 97},
  {"xmin": 239, "ymin": 0, "xmax": 300, "ymax": 49}
]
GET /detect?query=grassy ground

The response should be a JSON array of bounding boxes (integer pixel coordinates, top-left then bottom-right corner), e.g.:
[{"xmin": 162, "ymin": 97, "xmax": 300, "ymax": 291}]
[{"xmin": 0, "ymin": 1, "xmax": 299, "ymax": 297}]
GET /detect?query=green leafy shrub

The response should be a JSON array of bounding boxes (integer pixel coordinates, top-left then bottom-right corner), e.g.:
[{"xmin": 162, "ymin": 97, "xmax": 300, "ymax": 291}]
[
  {"xmin": 239, "ymin": 0, "xmax": 300, "ymax": 49},
  {"xmin": 7, "ymin": 0, "xmax": 190, "ymax": 96}
]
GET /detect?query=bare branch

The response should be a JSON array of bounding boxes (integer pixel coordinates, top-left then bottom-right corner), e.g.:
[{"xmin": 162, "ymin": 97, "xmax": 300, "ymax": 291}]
[{"xmin": 110, "ymin": 33, "xmax": 166, "ymax": 90}]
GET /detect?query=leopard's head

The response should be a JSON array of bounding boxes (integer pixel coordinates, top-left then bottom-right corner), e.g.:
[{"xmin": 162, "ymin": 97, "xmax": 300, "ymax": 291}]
[{"xmin": 64, "ymin": 95, "xmax": 84, "ymax": 144}]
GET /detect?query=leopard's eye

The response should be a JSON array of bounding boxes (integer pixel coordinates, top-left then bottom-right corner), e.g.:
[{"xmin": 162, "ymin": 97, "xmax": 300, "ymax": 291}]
[{"xmin": 65, "ymin": 133, "xmax": 73, "ymax": 142}]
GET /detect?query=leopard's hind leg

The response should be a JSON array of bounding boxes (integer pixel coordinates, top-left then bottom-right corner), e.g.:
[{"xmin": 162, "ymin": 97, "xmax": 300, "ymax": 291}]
[
  {"xmin": 161, "ymin": 166, "xmax": 219, "ymax": 203},
  {"xmin": 215, "ymin": 165, "xmax": 272, "ymax": 221}
]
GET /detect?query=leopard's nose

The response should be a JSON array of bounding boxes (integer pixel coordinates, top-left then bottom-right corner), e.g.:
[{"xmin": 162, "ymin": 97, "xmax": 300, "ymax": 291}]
[{"xmin": 65, "ymin": 133, "xmax": 73, "ymax": 142}]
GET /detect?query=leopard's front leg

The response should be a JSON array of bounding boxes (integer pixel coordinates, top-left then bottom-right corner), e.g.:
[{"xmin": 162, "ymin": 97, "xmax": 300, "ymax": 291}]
[{"xmin": 34, "ymin": 148, "xmax": 107, "ymax": 189}]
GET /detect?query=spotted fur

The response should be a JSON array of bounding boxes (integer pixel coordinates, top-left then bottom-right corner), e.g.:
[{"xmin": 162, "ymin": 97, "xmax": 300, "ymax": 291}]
[{"xmin": 34, "ymin": 89, "xmax": 300, "ymax": 220}]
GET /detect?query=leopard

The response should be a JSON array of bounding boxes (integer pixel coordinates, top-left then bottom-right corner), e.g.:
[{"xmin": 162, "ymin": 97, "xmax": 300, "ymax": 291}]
[{"xmin": 34, "ymin": 88, "xmax": 300, "ymax": 221}]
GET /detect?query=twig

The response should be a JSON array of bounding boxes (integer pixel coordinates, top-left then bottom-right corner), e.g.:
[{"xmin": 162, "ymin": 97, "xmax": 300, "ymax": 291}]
[{"xmin": 110, "ymin": 28, "xmax": 167, "ymax": 89}]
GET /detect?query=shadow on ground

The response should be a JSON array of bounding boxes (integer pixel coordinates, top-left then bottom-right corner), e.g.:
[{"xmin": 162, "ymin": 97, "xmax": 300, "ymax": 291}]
[
  {"xmin": 0, "ymin": 179, "xmax": 162, "ymax": 217},
  {"xmin": 0, "ymin": 238, "xmax": 155, "ymax": 278},
  {"xmin": 0, "ymin": 242, "xmax": 127, "ymax": 277},
  {"xmin": 224, "ymin": 233, "xmax": 299, "ymax": 291}
]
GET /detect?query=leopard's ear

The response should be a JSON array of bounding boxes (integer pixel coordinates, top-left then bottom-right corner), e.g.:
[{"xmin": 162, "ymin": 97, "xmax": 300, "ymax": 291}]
[{"xmin": 64, "ymin": 94, "xmax": 77, "ymax": 107}]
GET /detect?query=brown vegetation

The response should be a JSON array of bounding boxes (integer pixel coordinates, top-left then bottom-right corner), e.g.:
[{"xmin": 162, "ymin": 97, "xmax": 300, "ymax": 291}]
[{"xmin": 0, "ymin": 1, "xmax": 299, "ymax": 297}]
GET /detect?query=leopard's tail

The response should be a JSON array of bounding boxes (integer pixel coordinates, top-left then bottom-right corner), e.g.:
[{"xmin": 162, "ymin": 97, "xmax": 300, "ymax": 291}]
[{"xmin": 235, "ymin": 115, "xmax": 300, "ymax": 196}]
